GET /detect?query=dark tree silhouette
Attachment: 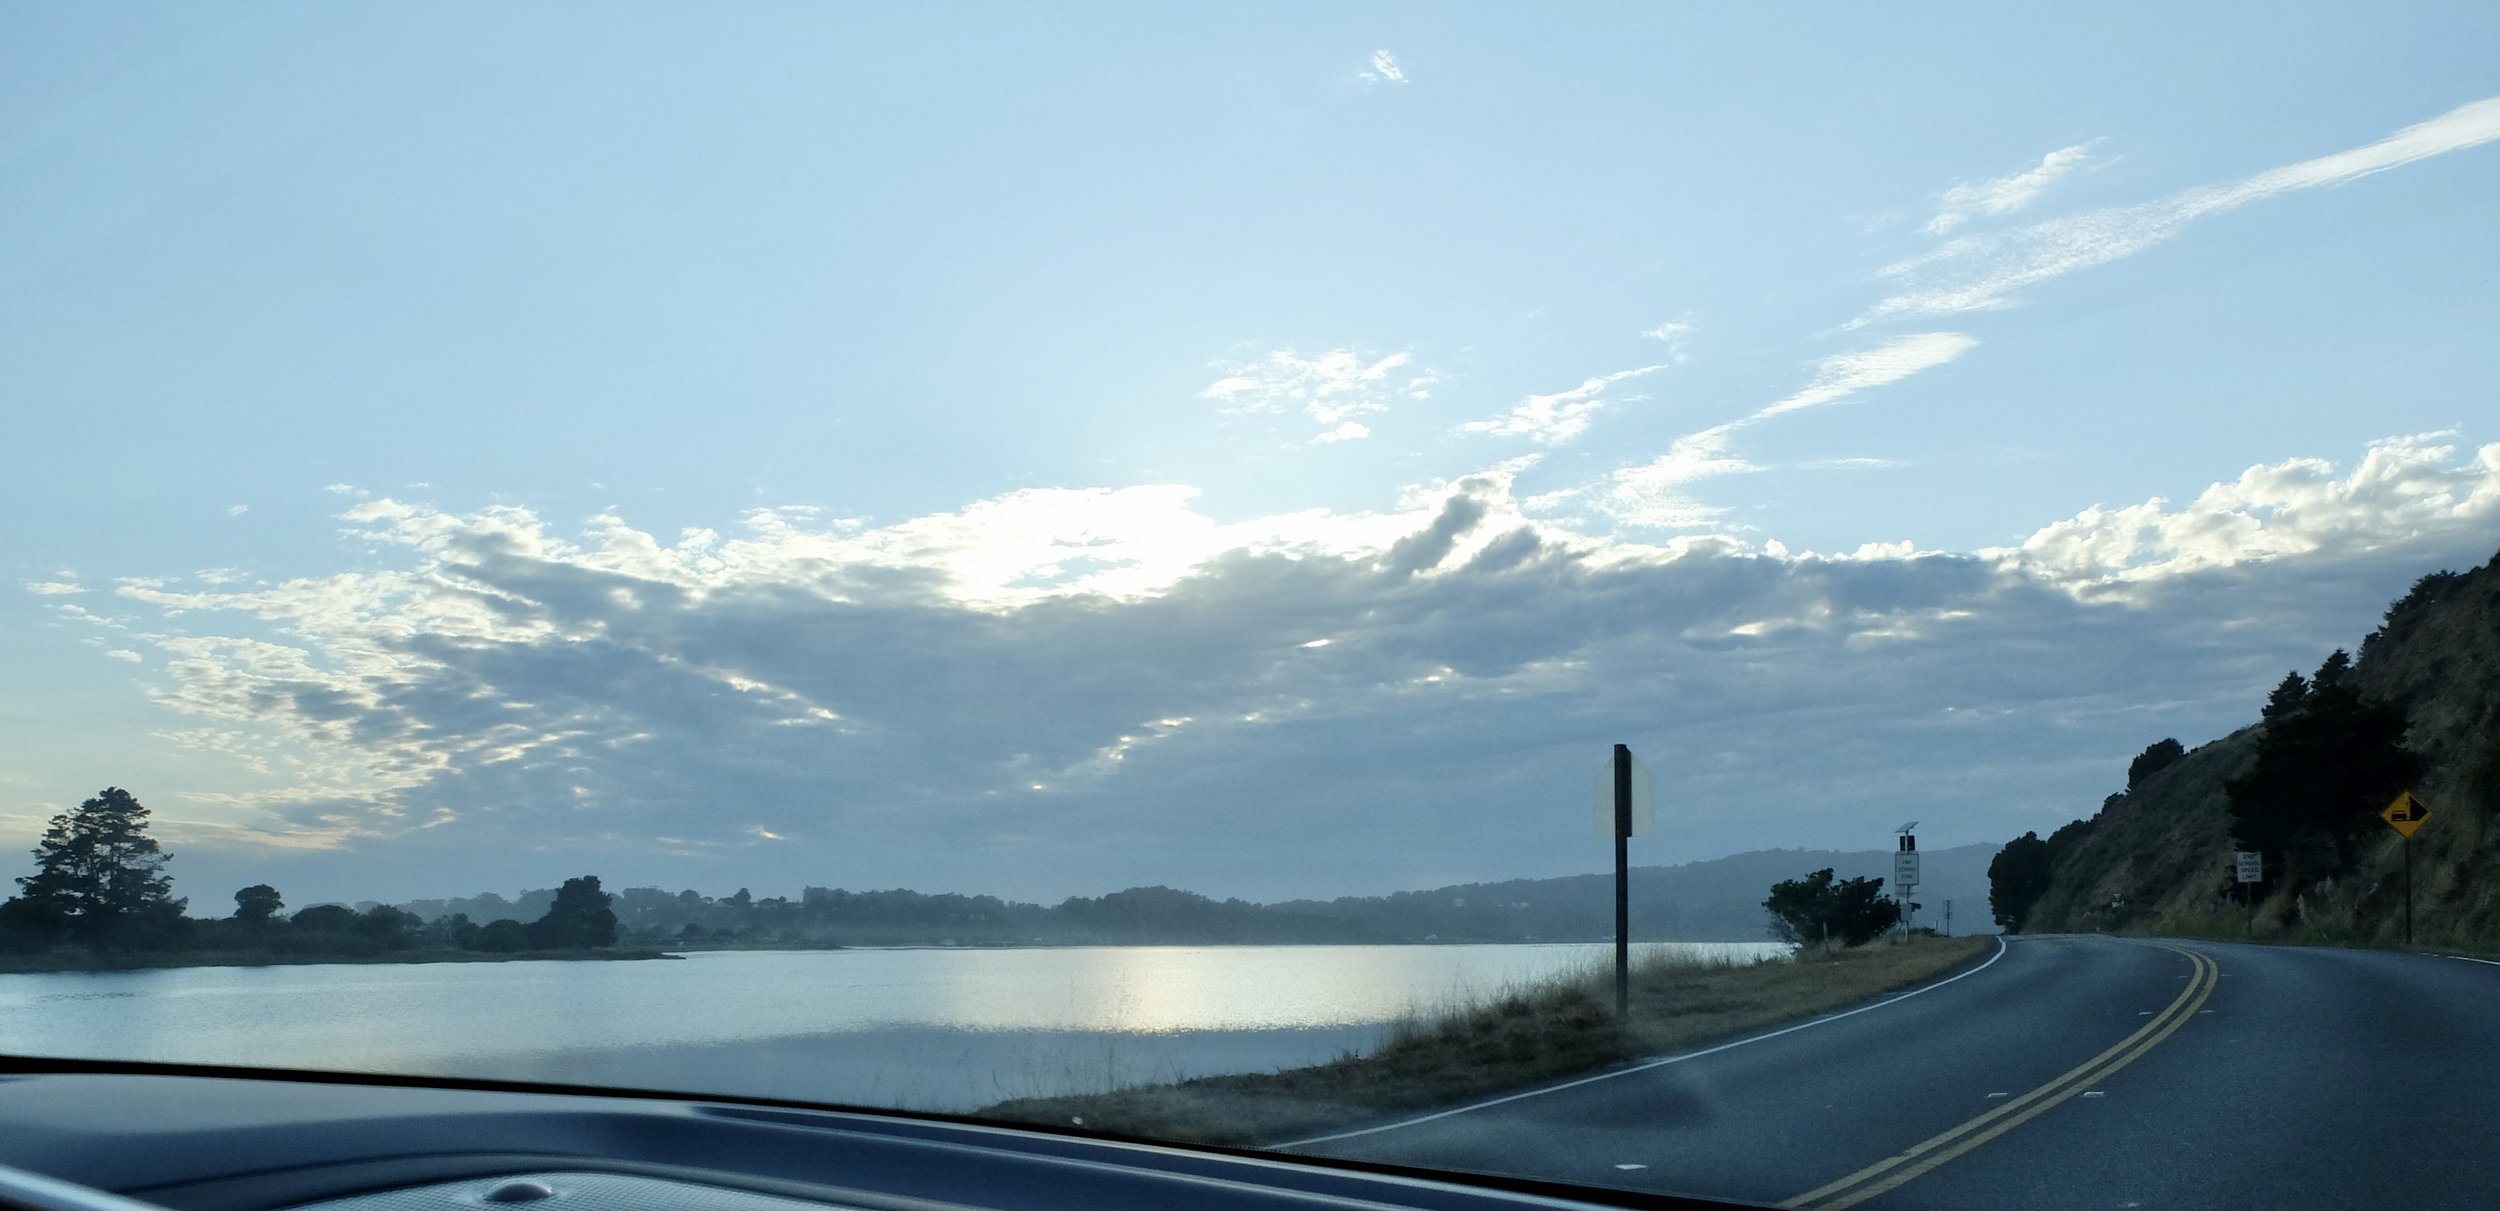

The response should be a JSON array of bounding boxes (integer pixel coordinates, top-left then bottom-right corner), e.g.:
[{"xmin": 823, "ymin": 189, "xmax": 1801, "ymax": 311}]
[
  {"xmin": 290, "ymin": 904, "xmax": 360, "ymax": 932},
  {"xmin": 15, "ymin": 787, "xmax": 184, "ymax": 947},
  {"xmin": 1987, "ymin": 833, "xmax": 2056, "ymax": 931},
  {"xmin": 2229, "ymin": 657, "xmax": 2418, "ymax": 879},
  {"xmin": 357, "ymin": 905, "xmax": 423, "ymax": 949},
  {"xmin": 233, "ymin": 884, "xmax": 284, "ymax": 925},
  {"xmin": 1763, "ymin": 868, "xmax": 1900, "ymax": 946},
  {"xmin": 2126, "ymin": 738, "xmax": 2186, "ymax": 789},
  {"xmin": 529, "ymin": 875, "xmax": 618, "ymax": 949},
  {"xmin": 2261, "ymin": 671, "xmax": 2309, "ymax": 722},
  {"xmin": 475, "ymin": 918, "xmax": 530, "ymax": 952},
  {"xmin": 425, "ymin": 912, "xmax": 481, "ymax": 949}
]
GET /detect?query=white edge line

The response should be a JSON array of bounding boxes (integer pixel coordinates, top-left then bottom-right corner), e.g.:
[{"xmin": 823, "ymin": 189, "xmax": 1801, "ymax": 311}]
[
  {"xmin": 2439, "ymin": 953, "xmax": 2500, "ymax": 967},
  {"xmin": 1275, "ymin": 935, "xmax": 2011, "ymax": 1149}
]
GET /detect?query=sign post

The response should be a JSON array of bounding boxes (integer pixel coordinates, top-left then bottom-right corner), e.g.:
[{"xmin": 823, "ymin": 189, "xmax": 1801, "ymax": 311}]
[
  {"xmin": 1594, "ymin": 746, "xmax": 1654, "ymax": 1018},
  {"xmin": 2234, "ymin": 851, "xmax": 2262, "ymax": 934},
  {"xmin": 2381, "ymin": 791, "xmax": 2433, "ymax": 946},
  {"xmin": 1893, "ymin": 824, "xmax": 1920, "ymax": 943}
]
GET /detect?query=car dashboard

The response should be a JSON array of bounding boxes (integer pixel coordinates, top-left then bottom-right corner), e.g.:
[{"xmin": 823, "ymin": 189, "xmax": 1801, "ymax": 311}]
[{"xmin": 0, "ymin": 1063, "xmax": 1751, "ymax": 1211}]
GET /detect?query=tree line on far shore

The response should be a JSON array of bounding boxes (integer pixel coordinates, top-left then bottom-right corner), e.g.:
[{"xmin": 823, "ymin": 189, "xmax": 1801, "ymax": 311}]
[{"xmin": 0, "ymin": 788, "xmax": 615, "ymax": 957}]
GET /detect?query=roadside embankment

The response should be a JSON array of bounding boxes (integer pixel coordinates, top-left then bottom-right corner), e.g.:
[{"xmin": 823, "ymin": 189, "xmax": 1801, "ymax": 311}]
[{"xmin": 977, "ymin": 934, "xmax": 1990, "ymax": 1146}]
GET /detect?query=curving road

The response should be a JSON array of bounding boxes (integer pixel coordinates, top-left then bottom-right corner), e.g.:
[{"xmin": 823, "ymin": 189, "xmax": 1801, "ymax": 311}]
[{"xmin": 1288, "ymin": 935, "xmax": 2500, "ymax": 1209}]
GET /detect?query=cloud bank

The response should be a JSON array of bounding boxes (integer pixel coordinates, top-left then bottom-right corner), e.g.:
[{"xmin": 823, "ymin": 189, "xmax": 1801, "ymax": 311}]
[{"xmin": 51, "ymin": 436, "xmax": 2500, "ymax": 904}]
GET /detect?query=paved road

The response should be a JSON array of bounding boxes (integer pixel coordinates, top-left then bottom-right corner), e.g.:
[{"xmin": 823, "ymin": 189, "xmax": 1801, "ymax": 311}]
[{"xmin": 1290, "ymin": 935, "xmax": 2500, "ymax": 1209}]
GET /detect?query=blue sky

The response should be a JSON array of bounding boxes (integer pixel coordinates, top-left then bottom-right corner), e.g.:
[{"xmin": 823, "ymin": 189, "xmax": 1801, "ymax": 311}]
[{"xmin": 6, "ymin": 4, "xmax": 2499, "ymax": 907}]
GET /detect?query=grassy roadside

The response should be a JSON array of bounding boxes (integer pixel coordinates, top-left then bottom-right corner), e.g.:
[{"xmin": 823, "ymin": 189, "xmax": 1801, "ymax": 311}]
[
  {"xmin": 0, "ymin": 947, "xmax": 679, "ymax": 974},
  {"xmin": 976, "ymin": 935, "xmax": 1990, "ymax": 1147}
]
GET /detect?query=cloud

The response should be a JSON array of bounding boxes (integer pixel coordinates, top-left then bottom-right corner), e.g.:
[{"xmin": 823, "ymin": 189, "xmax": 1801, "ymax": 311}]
[
  {"xmin": 81, "ymin": 433, "xmax": 2500, "ymax": 906},
  {"xmin": 1201, "ymin": 347, "xmax": 1431, "ymax": 443},
  {"xmin": 105, "ymin": 649, "xmax": 142, "ymax": 663},
  {"xmin": 24, "ymin": 581, "xmax": 84, "ymax": 596},
  {"xmin": 1996, "ymin": 433, "xmax": 2500, "ymax": 595},
  {"xmin": 1359, "ymin": 50, "xmax": 1407, "ymax": 84},
  {"xmin": 228, "ymin": 504, "xmax": 250, "ymax": 517},
  {"xmin": 1925, "ymin": 141, "xmax": 2100, "ymax": 235},
  {"xmin": 1870, "ymin": 97, "xmax": 2500, "ymax": 321},
  {"xmin": 1458, "ymin": 364, "xmax": 1668, "ymax": 446},
  {"xmin": 1601, "ymin": 333, "xmax": 1976, "ymax": 527},
  {"xmin": 1754, "ymin": 332, "xmax": 1978, "ymax": 421},
  {"xmin": 1602, "ymin": 427, "xmax": 1759, "ymax": 529},
  {"xmin": 1642, "ymin": 319, "xmax": 1697, "ymax": 360}
]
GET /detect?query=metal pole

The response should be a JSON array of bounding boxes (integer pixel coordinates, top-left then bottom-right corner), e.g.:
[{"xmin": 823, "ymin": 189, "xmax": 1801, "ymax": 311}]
[
  {"xmin": 1613, "ymin": 743, "xmax": 1631, "ymax": 1020},
  {"xmin": 2404, "ymin": 836, "xmax": 2413, "ymax": 947}
]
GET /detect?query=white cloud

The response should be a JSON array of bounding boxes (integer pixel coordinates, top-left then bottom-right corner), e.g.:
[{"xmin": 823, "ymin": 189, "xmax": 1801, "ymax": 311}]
[
  {"xmin": 1995, "ymin": 433, "xmax": 2500, "ymax": 594},
  {"xmin": 1202, "ymin": 347, "xmax": 1430, "ymax": 443},
  {"xmin": 1603, "ymin": 426, "xmax": 1759, "ymax": 529},
  {"xmin": 1457, "ymin": 364, "xmax": 1668, "ymax": 446},
  {"xmin": 228, "ymin": 504, "xmax": 250, "ymax": 517},
  {"xmin": 105, "ymin": 649, "xmax": 142, "ymax": 663},
  {"xmin": 24, "ymin": 581, "xmax": 83, "ymax": 595},
  {"xmin": 1925, "ymin": 141, "xmax": 2100, "ymax": 235},
  {"xmin": 1642, "ymin": 319, "xmax": 1697, "ymax": 360},
  {"xmin": 1870, "ymin": 97, "xmax": 2500, "ymax": 321},
  {"xmin": 1359, "ymin": 50, "xmax": 1407, "ymax": 84},
  {"xmin": 1601, "ymin": 333, "xmax": 1976, "ymax": 527},
  {"xmin": 1754, "ymin": 332, "xmax": 1978, "ymax": 421},
  {"xmin": 1313, "ymin": 422, "xmax": 1371, "ymax": 444}
]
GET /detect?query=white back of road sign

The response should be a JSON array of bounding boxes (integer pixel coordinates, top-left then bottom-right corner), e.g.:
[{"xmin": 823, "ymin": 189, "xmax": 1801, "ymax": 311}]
[
  {"xmin": 2234, "ymin": 851, "xmax": 2262, "ymax": 883},
  {"xmin": 1592, "ymin": 753, "xmax": 1656, "ymax": 837}
]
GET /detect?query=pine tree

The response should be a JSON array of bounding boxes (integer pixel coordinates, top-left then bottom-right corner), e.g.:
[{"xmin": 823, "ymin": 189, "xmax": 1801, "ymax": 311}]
[
  {"xmin": 2228, "ymin": 670, "xmax": 2417, "ymax": 881},
  {"xmin": 17, "ymin": 787, "xmax": 185, "ymax": 947}
]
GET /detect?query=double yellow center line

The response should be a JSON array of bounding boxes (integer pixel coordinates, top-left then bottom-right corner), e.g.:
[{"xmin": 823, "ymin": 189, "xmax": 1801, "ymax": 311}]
[{"xmin": 1781, "ymin": 945, "xmax": 2219, "ymax": 1211}]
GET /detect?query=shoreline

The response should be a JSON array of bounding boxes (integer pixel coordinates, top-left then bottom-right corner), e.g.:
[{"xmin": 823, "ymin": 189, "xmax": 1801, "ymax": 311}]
[
  {"xmin": 0, "ymin": 948, "xmax": 681, "ymax": 975},
  {"xmin": 975, "ymin": 935, "xmax": 1990, "ymax": 1147}
]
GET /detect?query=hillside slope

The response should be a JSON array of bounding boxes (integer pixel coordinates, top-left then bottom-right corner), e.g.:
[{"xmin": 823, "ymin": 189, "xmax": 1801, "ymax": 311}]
[
  {"xmin": 2020, "ymin": 545, "xmax": 2500, "ymax": 945},
  {"xmin": 1285, "ymin": 843, "xmax": 1996, "ymax": 942}
]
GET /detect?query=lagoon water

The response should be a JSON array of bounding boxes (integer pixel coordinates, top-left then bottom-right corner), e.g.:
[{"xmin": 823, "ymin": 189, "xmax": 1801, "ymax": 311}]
[{"xmin": 0, "ymin": 942, "xmax": 1787, "ymax": 1111}]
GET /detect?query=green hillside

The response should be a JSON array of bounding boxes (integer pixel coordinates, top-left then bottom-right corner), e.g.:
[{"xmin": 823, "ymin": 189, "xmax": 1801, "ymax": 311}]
[{"xmin": 2000, "ymin": 545, "xmax": 2500, "ymax": 947}]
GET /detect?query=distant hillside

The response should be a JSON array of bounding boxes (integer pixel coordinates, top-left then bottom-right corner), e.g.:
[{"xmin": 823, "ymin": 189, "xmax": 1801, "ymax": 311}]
[
  {"xmin": 2013, "ymin": 545, "xmax": 2500, "ymax": 945},
  {"xmin": 1279, "ymin": 844, "xmax": 1997, "ymax": 942},
  {"xmin": 395, "ymin": 844, "xmax": 1994, "ymax": 947}
]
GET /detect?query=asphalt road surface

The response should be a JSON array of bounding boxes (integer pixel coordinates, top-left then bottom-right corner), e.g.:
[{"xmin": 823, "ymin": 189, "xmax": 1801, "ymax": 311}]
[{"xmin": 1289, "ymin": 935, "xmax": 2500, "ymax": 1209}]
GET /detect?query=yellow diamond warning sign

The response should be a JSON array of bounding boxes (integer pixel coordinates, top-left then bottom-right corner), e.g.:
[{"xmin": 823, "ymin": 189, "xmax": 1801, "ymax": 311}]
[{"xmin": 2382, "ymin": 791, "xmax": 2433, "ymax": 839}]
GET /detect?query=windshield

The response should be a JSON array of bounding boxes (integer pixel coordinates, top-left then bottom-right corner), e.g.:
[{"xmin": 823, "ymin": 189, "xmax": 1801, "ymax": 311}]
[{"xmin": 7, "ymin": 5, "xmax": 2499, "ymax": 1209}]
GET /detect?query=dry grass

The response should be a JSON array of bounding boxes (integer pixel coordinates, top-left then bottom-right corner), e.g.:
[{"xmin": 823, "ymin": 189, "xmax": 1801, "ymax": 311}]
[{"xmin": 975, "ymin": 936, "xmax": 1989, "ymax": 1147}]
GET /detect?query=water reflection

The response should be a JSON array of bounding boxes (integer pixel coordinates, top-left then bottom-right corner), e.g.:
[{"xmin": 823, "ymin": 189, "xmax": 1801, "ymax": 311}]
[{"xmin": 0, "ymin": 942, "xmax": 1786, "ymax": 1110}]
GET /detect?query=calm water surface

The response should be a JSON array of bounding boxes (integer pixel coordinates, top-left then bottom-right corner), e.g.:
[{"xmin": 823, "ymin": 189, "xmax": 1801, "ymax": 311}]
[{"xmin": 0, "ymin": 942, "xmax": 1786, "ymax": 1111}]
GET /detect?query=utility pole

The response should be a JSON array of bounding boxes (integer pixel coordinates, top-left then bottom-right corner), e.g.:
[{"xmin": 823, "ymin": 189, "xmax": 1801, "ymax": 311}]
[{"xmin": 1944, "ymin": 899, "xmax": 1953, "ymax": 938}]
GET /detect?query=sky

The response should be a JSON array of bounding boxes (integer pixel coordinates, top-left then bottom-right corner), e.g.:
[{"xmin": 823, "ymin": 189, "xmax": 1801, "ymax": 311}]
[{"xmin": 5, "ymin": 3, "xmax": 2499, "ymax": 908}]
